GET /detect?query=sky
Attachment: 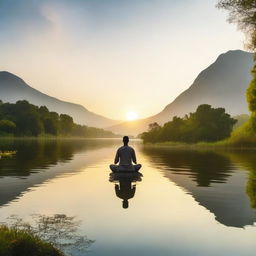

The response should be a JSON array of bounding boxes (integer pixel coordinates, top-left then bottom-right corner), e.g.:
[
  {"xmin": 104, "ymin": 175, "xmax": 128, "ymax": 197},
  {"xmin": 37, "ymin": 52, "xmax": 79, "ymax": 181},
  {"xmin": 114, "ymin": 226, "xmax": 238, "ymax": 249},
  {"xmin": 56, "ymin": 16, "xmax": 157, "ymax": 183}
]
[{"xmin": 0, "ymin": 0, "xmax": 244, "ymax": 121}]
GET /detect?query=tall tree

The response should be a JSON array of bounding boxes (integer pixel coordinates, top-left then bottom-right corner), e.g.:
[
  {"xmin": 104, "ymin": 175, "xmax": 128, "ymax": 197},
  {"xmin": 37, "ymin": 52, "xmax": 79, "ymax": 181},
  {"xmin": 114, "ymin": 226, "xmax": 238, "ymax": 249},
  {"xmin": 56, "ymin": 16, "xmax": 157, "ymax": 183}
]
[
  {"xmin": 217, "ymin": 0, "xmax": 256, "ymax": 132},
  {"xmin": 217, "ymin": 0, "xmax": 256, "ymax": 50},
  {"xmin": 59, "ymin": 114, "xmax": 74, "ymax": 135}
]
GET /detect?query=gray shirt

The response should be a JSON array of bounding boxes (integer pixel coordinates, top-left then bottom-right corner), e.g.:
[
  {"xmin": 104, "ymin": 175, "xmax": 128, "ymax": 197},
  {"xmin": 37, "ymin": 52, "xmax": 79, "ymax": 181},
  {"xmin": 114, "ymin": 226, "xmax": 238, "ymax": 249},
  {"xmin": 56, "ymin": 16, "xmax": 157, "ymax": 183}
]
[{"xmin": 115, "ymin": 146, "xmax": 137, "ymax": 166}]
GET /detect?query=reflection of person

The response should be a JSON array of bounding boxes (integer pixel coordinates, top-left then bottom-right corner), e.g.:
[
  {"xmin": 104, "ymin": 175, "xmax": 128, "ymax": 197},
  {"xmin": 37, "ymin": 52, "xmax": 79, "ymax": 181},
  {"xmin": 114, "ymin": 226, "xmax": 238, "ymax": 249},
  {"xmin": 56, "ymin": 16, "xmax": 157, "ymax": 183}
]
[
  {"xmin": 115, "ymin": 180, "xmax": 136, "ymax": 209},
  {"xmin": 109, "ymin": 136, "xmax": 142, "ymax": 172}
]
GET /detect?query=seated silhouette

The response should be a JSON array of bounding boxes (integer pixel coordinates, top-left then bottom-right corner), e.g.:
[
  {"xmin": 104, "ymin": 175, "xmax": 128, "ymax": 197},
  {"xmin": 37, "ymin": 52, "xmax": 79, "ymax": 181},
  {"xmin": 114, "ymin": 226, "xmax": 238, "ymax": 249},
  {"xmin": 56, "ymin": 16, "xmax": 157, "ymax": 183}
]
[
  {"xmin": 109, "ymin": 136, "xmax": 142, "ymax": 172},
  {"xmin": 115, "ymin": 180, "xmax": 136, "ymax": 209},
  {"xmin": 109, "ymin": 165, "xmax": 143, "ymax": 209}
]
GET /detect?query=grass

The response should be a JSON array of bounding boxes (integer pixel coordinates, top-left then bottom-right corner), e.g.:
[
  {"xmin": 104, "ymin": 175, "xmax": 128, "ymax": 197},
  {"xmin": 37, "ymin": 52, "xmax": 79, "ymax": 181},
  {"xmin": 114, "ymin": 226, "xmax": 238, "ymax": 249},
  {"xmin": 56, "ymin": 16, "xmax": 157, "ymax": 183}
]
[
  {"xmin": 0, "ymin": 151, "xmax": 17, "ymax": 157},
  {"xmin": 143, "ymin": 118, "xmax": 256, "ymax": 150},
  {"xmin": 225, "ymin": 120, "xmax": 256, "ymax": 147},
  {"xmin": 143, "ymin": 140, "xmax": 233, "ymax": 150},
  {"xmin": 0, "ymin": 226, "xmax": 64, "ymax": 256},
  {"xmin": 144, "ymin": 139, "xmax": 256, "ymax": 150}
]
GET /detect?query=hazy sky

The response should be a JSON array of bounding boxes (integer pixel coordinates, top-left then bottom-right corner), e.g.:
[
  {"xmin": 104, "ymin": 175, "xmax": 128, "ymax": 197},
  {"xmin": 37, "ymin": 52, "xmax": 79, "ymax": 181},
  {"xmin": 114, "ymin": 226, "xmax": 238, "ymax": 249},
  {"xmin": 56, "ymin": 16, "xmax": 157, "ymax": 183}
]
[{"xmin": 0, "ymin": 0, "xmax": 244, "ymax": 120}]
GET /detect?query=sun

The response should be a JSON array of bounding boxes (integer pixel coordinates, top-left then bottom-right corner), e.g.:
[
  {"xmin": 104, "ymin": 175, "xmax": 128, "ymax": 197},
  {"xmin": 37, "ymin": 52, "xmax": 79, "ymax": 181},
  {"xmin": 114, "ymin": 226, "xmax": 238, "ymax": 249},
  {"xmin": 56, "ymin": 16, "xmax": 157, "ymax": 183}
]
[{"xmin": 126, "ymin": 111, "xmax": 138, "ymax": 121}]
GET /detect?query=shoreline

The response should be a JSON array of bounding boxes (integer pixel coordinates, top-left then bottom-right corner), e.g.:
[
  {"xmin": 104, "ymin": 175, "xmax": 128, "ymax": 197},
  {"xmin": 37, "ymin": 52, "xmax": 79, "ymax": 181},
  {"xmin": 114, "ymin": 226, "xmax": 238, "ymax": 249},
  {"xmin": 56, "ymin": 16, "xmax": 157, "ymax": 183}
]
[{"xmin": 142, "ymin": 141, "xmax": 256, "ymax": 151}]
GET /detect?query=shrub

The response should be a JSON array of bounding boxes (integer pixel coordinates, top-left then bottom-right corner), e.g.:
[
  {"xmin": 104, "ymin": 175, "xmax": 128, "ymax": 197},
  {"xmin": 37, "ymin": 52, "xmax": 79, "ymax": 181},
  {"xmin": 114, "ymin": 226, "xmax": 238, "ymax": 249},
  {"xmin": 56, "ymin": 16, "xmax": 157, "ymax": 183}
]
[{"xmin": 0, "ymin": 226, "xmax": 64, "ymax": 256}]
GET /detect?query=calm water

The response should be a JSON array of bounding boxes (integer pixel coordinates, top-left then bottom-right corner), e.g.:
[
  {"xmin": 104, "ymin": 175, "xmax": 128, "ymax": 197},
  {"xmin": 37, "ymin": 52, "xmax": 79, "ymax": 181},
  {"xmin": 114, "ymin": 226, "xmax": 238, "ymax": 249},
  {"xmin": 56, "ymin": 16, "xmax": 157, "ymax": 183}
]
[{"xmin": 0, "ymin": 139, "xmax": 256, "ymax": 256}]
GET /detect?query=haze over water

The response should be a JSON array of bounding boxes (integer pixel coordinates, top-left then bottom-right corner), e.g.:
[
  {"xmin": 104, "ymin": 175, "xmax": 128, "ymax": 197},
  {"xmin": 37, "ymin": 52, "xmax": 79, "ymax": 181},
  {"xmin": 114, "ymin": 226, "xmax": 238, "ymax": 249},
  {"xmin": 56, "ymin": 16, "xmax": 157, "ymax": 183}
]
[{"xmin": 0, "ymin": 139, "xmax": 256, "ymax": 256}]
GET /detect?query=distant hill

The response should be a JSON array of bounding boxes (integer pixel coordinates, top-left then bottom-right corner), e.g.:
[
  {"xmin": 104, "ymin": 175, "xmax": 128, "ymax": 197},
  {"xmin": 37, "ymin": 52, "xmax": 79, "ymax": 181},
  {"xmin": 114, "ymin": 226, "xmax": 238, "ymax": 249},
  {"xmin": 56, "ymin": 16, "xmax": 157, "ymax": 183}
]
[
  {"xmin": 0, "ymin": 71, "xmax": 119, "ymax": 128},
  {"xmin": 109, "ymin": 50, "xmax": 254, "ymax": 135}
]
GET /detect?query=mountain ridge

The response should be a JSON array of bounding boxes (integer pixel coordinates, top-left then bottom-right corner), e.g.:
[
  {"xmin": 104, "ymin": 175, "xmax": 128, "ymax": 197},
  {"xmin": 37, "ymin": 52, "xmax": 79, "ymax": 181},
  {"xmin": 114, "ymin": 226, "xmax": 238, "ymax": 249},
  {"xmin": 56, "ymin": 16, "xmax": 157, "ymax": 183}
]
[
  {"xmin": 108, "ymin": 50, "xmax": 254, "ymax": 135},
  {"xmin": 0, "ymin": 71, "xmax": 120, "ymax": 128}
]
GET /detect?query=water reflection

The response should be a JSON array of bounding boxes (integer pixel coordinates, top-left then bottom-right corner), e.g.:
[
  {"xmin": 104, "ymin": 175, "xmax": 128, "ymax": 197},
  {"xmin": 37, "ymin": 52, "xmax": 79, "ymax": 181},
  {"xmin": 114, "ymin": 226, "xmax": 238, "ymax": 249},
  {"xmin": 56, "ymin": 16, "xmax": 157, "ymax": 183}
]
[
  {"xmin": 1, "ymin": 140, "xmax": 256, "ymax": 255},
  {"xmin": 109, "ymin": 172, "xmax": 143, "ymax": 209},
  {"xmin": 143, "ymin": 148, "xmax": 233, "ymax": 186},
  {"xmin": 1, "ymin": 139, "xmax": 256, "ymax": 230},
  {"xmin": 142, "ymin": 147, "xmax": 256, "ymax": 228},
  {"xmin": 225, "ymin": 151, "xmax": 256, "ymax": 210},
  {"xmin": 0, "ymin": 139, "xmax": 120, "ymax": 207},
  {"xmin": 0, "ymin": 139, "xmax": 119, "ymax": 177}
]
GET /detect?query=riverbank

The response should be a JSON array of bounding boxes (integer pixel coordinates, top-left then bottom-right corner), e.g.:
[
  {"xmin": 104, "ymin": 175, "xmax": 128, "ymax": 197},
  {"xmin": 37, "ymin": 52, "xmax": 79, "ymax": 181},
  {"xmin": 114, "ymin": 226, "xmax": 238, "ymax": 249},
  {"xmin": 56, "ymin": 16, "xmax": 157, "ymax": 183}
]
[
  {"xmin": 0, "ymin": 226, "xmax": 64, "ymax": 256},
  {"xmin": 143, "ymin": 140, "xmax": 256, "ymax": 150}
]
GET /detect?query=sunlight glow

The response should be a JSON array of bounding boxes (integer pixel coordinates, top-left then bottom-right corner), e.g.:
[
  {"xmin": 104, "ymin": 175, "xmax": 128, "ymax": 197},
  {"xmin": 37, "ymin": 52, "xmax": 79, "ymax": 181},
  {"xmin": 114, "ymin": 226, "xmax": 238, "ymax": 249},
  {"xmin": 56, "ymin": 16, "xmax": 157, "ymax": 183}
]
[{"xmin": 126, "ymin": 111, "xmax": 138, "ymax": 121}]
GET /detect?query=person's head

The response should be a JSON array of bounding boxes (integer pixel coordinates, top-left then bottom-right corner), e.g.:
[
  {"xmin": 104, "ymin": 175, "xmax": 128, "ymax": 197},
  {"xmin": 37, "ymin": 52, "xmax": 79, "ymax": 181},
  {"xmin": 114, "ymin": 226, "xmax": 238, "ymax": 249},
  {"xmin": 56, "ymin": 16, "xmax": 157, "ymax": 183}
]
[
  {"xmin": 123, "ymin": 136, "xmax": 129, "ymax": 145},
  {"xmin": 122, "ymin": 199, "xmax": 129, "ymax": 209}
]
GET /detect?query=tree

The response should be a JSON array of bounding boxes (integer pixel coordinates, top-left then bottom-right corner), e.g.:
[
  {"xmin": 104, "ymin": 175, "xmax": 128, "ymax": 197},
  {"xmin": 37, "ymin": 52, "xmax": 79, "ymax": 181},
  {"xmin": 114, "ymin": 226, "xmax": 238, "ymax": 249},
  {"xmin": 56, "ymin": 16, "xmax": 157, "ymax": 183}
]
[
  {"xmin": 14, "ymin": 101, "xmax": 43, "ymax": 136},
  {"xmin": 148, "ymin": 122, "xmax": 160, "ymax": 131},
  {"xmin": 141, "ymin": 104, "xmax": 237, "ymax": 143},
  {"xmin": 59, "ymin": 114, "xmax": 74, "ymax": 135},
  {"xmin": 217, "ymin": 0, "xmax": 256, "ymax": 50},
  {"xmin": 0, "ymin": 101, "xmax": 117, "ymax": 138},
  {"xmin": 0, "ymin": 120, "xmax": 16, "ymax": 134},
  {"xmin": 190, "ymin": 104, "xmax": 237, "ymax": 142},
  {"xmin": 160, "ymin": 117, "xmax": 186, "ymax": 142},
  {"xmin": 217, "ymin": 0, "xmax": 256, "ymax": 136},
  {"xmin": 44, "ymin": 118, "xmax": 58, "ymax": 135}
]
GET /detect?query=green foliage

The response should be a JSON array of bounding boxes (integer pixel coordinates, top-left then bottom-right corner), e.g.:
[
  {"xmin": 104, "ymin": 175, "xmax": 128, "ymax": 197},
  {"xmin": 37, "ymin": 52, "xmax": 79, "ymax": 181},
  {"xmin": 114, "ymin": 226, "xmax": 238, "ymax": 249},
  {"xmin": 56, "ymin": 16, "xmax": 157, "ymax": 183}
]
[
  {"xmin": 246, "ymin": 171, "xmax": 256, "ymax": 208},
  {"xmin": 247, "ymin": 65, "xmax": 256, "ymax": 112},
  {"xmin": 228, "ymin": 115, "xmax": 256, "ymax": 146},
  {"xmin": 217, "ymin": 0, "xmax": 256, "ymax": 50},
  {"xmin": 0, "ymin": 100, "xmax": 117, "ymax": 138},
  {"xmin": 72, "ymin": 124, "xmax": 117, "ymax": 138},
  {"xmin": 233, "ymin": 114, "xmax": 250, "ymax": 129},
  {"xmin": 59, "ymin": 114, "xmax": 74, "ymax": 135},
  {"xmin": 141, "ymin": 122, "xmax": 161, "ymax": 143},
  {"xmin": 217, "ymin": 1, "xmax": 256, "ymax": 145},
  {"xmin": 141, "ymin": 104, "xmax": 237, "ymax": 143},
  {"xmin": 0, "ymin": 120, "xmax": 16, "ymax": 134},
  {"xmin": 39, "ymin": 107, "xmax": 59, "ymax": 135},
  {"xmin": 0, "ymin": 226, "xmax": 64, "ymax": 256},
  {"xmin": 2, "ymin": 214, "xmax": 94, "ymax": 256}
]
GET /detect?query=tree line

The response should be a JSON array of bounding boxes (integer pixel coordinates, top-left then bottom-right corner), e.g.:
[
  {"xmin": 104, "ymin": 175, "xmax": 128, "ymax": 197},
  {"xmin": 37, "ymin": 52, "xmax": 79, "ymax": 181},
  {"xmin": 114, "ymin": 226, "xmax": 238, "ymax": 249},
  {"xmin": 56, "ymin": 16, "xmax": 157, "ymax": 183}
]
[
  {"xmin": 0, "ymin": 100, "xmax": 117, "ymax": 138},
  {"xmin": 141, "ymin": 104, "xmax": 237, "ymax": 143}
]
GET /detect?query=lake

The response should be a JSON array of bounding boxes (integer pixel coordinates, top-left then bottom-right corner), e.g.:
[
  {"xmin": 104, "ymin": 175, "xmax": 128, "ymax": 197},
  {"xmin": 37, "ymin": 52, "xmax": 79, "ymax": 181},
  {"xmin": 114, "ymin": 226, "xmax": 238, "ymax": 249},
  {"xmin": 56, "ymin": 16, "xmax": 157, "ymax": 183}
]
[{"xmin": 0, "ymin": 139, "xmax": 256, "ymax": 256}]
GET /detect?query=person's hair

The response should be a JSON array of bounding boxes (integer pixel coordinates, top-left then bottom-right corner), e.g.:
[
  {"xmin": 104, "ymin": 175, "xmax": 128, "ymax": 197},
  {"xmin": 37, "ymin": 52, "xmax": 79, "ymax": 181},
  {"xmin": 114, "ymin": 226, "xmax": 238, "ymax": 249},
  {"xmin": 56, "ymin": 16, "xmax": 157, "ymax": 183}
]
[
  {"xmin": 122, "ymin": 200, "xmax": 129, "ymax": 209},
  {"xmin": 123, "ymin": 136, "xmax": 129, "ymax": 145}
]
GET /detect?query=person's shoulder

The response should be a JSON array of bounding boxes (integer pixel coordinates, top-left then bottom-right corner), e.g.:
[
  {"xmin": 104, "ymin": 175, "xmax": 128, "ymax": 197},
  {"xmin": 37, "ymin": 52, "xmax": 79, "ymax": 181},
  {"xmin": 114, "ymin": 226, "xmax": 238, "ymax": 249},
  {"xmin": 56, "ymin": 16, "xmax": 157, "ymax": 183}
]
[{"xmin": 128, "ymin": 146, "xmax": 135, "ymax": 151}]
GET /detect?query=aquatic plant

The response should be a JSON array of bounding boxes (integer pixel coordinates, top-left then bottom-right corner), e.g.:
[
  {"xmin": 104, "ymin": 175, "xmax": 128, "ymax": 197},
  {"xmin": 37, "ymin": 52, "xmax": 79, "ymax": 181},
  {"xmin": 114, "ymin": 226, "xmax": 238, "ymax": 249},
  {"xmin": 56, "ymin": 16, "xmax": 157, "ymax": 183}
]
[
  {"xmin": 0, "ymin": 225, "xmax": 64, "ymax": 256},
  {"xmin": 2, "ymin": 214, "xmax": 95, "ymax": 256}
]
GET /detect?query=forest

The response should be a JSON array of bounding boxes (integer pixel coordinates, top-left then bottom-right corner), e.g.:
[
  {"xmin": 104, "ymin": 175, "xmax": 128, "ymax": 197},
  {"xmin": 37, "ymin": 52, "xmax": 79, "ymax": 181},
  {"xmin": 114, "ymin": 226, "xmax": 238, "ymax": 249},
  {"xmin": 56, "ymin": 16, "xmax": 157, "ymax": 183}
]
[
  {"xmin": 0, "ymin": 100, "xmax": 117, "ymax": 138},
  {"xmin": 141, "ymin": 104, "xmax": 237, "ymax": 143}
]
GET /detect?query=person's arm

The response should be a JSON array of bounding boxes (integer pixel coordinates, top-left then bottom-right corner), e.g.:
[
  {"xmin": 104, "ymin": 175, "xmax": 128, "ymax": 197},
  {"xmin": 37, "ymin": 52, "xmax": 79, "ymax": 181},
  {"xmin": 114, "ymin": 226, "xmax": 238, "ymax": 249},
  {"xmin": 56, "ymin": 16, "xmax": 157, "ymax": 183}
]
[
  {"xmin": 131, "ymin": 148, "xmax": 137, "ymax": 164},
  {"xmin": 114, "ymin": 150, "xmax": 119, "ymax": 164},
  {"xmin": 115, "ymin": 184, "xmax": 120, "ymax": 197}
]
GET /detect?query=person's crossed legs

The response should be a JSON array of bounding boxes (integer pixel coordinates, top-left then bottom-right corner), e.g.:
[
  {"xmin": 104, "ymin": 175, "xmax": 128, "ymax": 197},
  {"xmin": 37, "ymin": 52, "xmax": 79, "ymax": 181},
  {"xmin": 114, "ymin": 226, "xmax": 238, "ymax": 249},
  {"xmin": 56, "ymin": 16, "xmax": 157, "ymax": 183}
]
[
  {"xmin": 109, "ymin": 164, "xmax": 142, "ymax": 172},
  {"xmin": 109, "ymin": 164, "xmax": 119, "ymax": 172}
]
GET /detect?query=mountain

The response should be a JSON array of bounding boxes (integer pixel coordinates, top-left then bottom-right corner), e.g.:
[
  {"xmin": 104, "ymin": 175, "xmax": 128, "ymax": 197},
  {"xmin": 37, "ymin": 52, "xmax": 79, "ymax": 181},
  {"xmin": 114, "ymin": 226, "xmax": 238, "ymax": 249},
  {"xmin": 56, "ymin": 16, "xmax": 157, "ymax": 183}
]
[
  {"xmin": 0, "ymin": 71, "xmax": 119, "ymax": 128},
  {"xmin": 109, "ymin": 50, "xmax": 254, "ymax": 135}
]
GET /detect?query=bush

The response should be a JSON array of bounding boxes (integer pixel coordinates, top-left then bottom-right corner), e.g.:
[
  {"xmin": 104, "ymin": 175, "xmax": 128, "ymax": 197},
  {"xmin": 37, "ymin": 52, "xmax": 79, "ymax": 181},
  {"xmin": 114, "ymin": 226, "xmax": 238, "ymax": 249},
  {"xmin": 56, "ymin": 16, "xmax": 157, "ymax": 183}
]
[
  {"xmin": 0, "ymin": 120, "xmax": 16, "ymax": 134},
  {"xmin": 0, "ymin": 226, "xmax": 64, "ymax": 256},
  {"xmin": 228, "ymin": 116, "xmax": 256, "ymax": 147}
]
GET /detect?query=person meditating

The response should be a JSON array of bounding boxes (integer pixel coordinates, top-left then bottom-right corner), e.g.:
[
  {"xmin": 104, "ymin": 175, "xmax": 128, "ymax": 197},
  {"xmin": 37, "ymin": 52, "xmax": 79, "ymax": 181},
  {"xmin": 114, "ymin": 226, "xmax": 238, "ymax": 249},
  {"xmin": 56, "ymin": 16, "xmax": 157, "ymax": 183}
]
[{"xmin": 110, "ymin": 136, "xmax": 142, "ymax": 172}]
